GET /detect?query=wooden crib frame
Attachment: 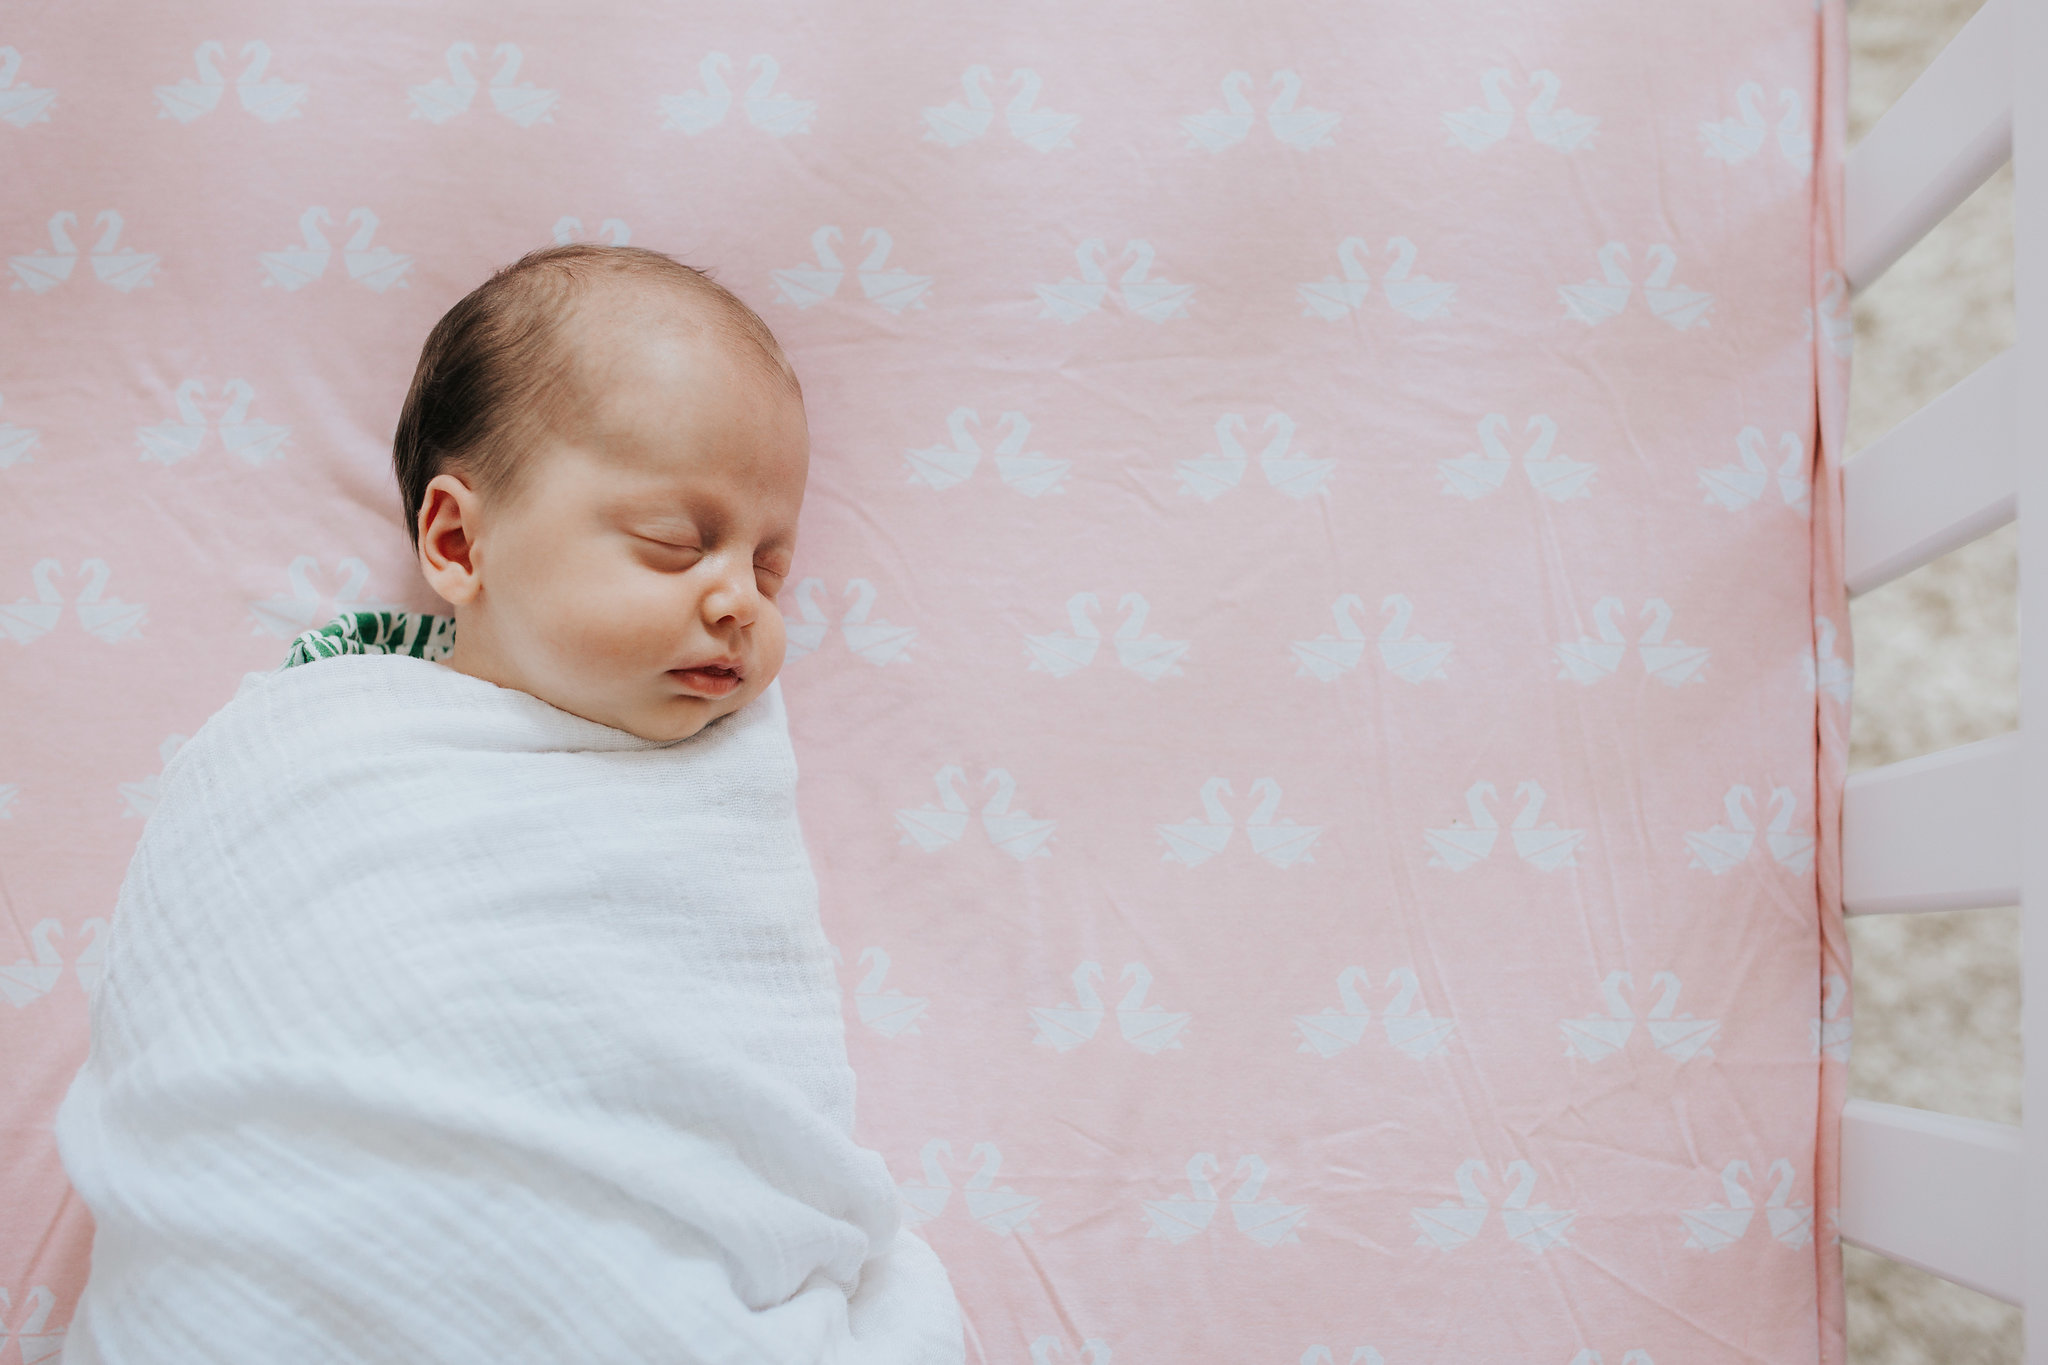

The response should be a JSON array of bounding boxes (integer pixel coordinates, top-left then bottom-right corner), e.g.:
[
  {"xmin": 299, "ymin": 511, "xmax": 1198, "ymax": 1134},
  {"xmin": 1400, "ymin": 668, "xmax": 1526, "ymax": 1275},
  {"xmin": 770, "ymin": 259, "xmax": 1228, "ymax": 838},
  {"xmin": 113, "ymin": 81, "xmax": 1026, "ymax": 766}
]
[{"xmin": 1834, "ymin": 0, "xmax": 2044, "ymax": 1342}]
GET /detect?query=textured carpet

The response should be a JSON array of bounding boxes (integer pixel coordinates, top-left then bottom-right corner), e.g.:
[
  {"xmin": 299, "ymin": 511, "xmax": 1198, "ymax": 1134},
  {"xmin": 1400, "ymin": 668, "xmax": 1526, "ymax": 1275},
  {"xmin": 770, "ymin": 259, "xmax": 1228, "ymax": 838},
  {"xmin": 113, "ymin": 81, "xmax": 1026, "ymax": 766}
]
[{"xmin": 1840, "ymin": 0, "xmax": 2020, "ymax": 1359}]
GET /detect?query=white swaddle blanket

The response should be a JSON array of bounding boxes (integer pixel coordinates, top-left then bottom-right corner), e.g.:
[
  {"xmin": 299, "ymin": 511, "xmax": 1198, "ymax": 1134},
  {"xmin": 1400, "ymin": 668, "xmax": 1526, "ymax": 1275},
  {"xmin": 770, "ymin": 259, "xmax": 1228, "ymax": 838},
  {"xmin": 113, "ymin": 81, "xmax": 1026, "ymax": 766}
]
[{"xmin": 53, "ymin": 654, "xmax": 964, "ymax": 1365}]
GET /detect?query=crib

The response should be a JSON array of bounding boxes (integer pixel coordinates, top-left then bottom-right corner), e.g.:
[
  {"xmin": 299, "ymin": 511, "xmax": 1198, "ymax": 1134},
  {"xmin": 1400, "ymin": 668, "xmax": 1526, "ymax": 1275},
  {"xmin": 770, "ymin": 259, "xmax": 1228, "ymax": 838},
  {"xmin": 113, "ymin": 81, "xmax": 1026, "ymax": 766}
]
[{"xmin": 1832, "ymin": 0, "xmax": 2036, "ymax": 1333}]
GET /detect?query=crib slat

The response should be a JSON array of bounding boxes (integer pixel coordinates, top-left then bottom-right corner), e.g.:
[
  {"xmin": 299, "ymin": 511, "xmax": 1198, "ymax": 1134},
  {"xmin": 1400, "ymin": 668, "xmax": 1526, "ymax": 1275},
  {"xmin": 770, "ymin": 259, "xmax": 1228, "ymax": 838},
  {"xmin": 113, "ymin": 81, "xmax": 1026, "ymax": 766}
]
[
  {"xmin": 1845, "ymin": 0, "xmax": 2013, "ymax": 292},
  {"xmin": 1839, "ymin": 1099, "xmax": 2023, "ymax": 1305},
  {"xmin": 1843, "ymin": 348, "xmax": 2015, "ymax": 597},
  {"xmin": 1842, "ymin": 732, "xmax": 2020, "ymax": 915}
]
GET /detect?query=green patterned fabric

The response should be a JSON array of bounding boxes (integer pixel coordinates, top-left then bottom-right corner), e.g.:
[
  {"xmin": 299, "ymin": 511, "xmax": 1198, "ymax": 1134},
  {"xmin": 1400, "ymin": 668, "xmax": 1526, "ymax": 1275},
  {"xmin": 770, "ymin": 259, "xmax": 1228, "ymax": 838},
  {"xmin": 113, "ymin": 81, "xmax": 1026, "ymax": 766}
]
[{"xmin": 279, "ymin": 611, "xmax": 457, "ymax": 671}]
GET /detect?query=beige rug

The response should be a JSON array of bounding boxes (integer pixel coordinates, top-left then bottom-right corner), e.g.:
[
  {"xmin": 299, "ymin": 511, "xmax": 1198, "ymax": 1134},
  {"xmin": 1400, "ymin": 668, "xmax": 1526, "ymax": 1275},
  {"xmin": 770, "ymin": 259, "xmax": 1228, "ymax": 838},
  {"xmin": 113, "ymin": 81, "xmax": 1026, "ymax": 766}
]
[{"xmin": 1841, "ymin": 0, "xmax": 2019, "ymax": 1359}]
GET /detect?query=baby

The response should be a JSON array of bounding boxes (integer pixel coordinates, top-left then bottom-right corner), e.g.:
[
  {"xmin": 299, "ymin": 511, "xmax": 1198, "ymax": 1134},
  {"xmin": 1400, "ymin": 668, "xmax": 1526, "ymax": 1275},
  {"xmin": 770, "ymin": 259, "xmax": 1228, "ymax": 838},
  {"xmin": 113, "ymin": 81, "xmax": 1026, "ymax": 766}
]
[
  {"xmin": 398, "ymin": 244, "xmax": 807, "ymax": 743},
  {"xmin": 54, "ymin": 246, "xmax": 966, "ymax": 1364}
]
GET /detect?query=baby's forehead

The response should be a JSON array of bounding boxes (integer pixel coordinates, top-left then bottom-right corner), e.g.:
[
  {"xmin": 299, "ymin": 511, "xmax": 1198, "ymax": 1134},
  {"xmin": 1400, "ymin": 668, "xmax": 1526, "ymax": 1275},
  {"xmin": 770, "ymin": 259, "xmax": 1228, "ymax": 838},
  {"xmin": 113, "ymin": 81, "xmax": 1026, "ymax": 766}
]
[{"xmin": 552, "ymin": 278, "xmax": 790, "ymax": 413}]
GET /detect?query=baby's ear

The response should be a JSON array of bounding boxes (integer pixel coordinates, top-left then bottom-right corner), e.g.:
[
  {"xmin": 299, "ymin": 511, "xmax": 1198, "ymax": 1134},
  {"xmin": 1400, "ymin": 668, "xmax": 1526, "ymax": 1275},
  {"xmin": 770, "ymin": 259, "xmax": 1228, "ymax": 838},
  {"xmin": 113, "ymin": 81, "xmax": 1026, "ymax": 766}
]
[{"xmin": 417, "ymin": 473, "xmax": 482, "ymax": 605}]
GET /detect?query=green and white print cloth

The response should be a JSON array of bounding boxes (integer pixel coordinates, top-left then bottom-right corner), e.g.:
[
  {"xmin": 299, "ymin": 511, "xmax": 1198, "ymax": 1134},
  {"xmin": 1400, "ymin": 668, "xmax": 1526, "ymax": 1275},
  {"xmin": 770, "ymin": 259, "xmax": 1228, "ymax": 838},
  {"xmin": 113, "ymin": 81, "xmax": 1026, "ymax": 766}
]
[{"xmin": 280, "ymin": 610, "xmax": 457, "ymax": 671}]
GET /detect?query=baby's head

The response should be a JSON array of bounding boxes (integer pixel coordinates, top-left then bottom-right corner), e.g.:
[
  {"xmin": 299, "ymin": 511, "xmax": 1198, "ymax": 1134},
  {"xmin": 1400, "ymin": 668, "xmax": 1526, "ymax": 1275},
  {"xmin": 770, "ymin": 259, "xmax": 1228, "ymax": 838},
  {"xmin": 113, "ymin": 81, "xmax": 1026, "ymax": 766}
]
[{"xmin": 396, "ymin": 244, "xmax": 807, "ymax": 743}]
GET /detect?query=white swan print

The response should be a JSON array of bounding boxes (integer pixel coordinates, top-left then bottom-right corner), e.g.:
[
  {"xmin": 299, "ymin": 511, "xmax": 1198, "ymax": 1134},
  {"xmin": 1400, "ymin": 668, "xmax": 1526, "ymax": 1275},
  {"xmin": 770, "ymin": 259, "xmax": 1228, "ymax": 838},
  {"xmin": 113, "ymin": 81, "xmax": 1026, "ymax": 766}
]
[
  {"xmin": 0, "ymin": 393, "xmax": 41, "ymax": 468},
  {"xmin": 1036, "ymin": 238, "xmax": 1191, "ymax": 322},
  {"xmin": 1378, "ymin": 594, "xmax": 1452, "ymax": 681},
  {"xmin": 1143, "ymin": 1154, "xmax": 1306, "ymax": 1245},
  {"xmin": 218, "ymin": 379, "xmax": 290, "ymax": 465},
  {"xmin": 855, "ymin": 227, "xmax": 932, "ymax": 313},
  {"xmin": 1766, "ymin": 784, "xmax": 1817, "ymax": 873},
  {"xmin": 1700, "ymin": 82, "xmax": 1768, "ymax": 163},
  {"xmin": 923, "ymin": 66, "xmax": 995, "ymax": 146},
  {"xmin": 1561, "ymin": 242, "xmax": 1713, "ymax": 328},
  {"xmin": 896, "ymin": 1139, "xmax": 1041, "ymax": 1235},
  {"xmin": 1560, "ymin": 971, "xmax": 1636, "ymax": 1062},
  {"xmin": 119, "ymin": 734, "xmax": 188, "ymax": 819},
  {"xmin": 552, "ymin": 216, "xmax": 630, "ymax": 246},
  {"xmin": 342, "ymin": 208, "xmax": 412, "ymax": 291},
  {"xmin": 1175, "ymin": 414, "xmax": 1249, "ymax": 501},
  {"xmin": 1034, "ymin": 238, "xmax": 1109, "ymax": 322},
  {"xmin": 85, "ymin": 211, "xmax": 159, "ymax": 292},
  {"xmin": 1811, "ymin": 973, "xmax": 1852, "ymax": 1062},
  {"xmin": 0, "ymin": 560, "xmax": 149, "ymax": 643},
  {"xmin": 1799, "ymin": 614, "xmax": 1853, "ymax": 702},
  {"xmin": 1158, "ymin": 777, "xmax": 1323, "ymax": 868},
  {"xmin": 989, "ymin": 411, "xmax": 1069, "ymax": 495},
  {"xmin": 260, "ymin": 207, "xmax": 332, "ymax": 289},
  {"xmin": 249, "ymin": 557, "xmax": 396, "ymax": 638},
  {"xmin": 1004, "ymin": 69, "xmax": 1076, "ymax": 150},
  {"xmin": 1567, "ymin": 970, "xmax": 1719, "ymax": 1061},
  {"xmin": 660, "ymin": 52, "xmax": 734, "ymax": 135},
  {"xmin": 852, "ymin": 946, "xmax": 928, "ymax": 1037},
  {"xmin": 904, "ymin": 407, "xmax": 981, "ymax": 489},
  {"xmin": 1686, "ymin": 784, "xmax": 1758, "ymax": 873},
  {"xmin": 1413, "ymin": 1161, "xmax": 1574, "ymax": 1253},
  {"xmin": 10, "ymin": 211, "xmax": 77, "ymax": 293},
  {"xmin": 1026, "ymin": 592, "xmax": 1184, "ymax": 678},
  {"xmin": 1181, "ymin": 71, "xmax": 1256, "ymax": 151},
  {"xmin": 1116, "ymin": 240, "xmax": 1194, "ymax": 321},
  {"xmin": 894, "ymin": 765, "xmax": 1053, "ymax": 858},
  {"xmin": 1806, "ymin": 271, "xmax": 1855, "ymax": 357},
  {"xmin": 1680, "ymin": 1160, "xmax": 1812, "ymax": 1250},
  {"xmin": 1423, "ymin": 780, "xmax": 1498, "ymax": 871},
  {"xmin": 1257, "ymin": 413, "xmax": 1335, "ymax": 497},
  {"xmin": 1438, "ymin": 414, "xmax": 1594, "ymax": 501},
  {"xmin": 1444, "ymin": 69, "xmax": 1597, "ymax": 151},
  {"xmin": 1023, "ymin": 592, "xmax": 1099, "ymax": 677},
  {"xmin": 235, "ymin": 40, "xmax": 307, "ymax": 121},
  {"xmin": 1031, "ymin": 962, "xmax": 1189, "ymax": 1053},
  {"xmin": 1700, "ymin": 427, "xmax": 1808, "ymax": 512},
  {"xmin": 1775, "ymin": 88, "xmax": 1814, "ymax": 174},
  {"xmin": 408, "ymin": 42, "xmax": 479, "ymax": 123},
  {"xmin": 1291, "ymin": 594, "xmax": 1366, "ymax": 680},
  {"xmin": 839, "ymin": 578, "xmax": 916, "ymax": 664},
  {"xmin": 742, "ymin": 55, "xmax": 814, "ymax": 136},
  {"xmin": 773, "ymin": 226, "xmax": 845, "ymax": 308},
  {"xmin": 0, "ymin": 46, "xmax": 57, "ymax": 127},
  {"xmin": 1297, "ymin": 236, "xmax": 1369, "ymax": 319},
  {"xmin": 1511, "ymin": 781, "xmax": 1586, "ymax": 869},
  {"xmin": 155, "ymin": 41, "xmax": 227, "ymax": 122},
  {"xmin": 1554, "ymin": 597, "xmax": 1706, "ymax": 684},
  {"xmin": 1298, "ymin": 237, "xmax": 1453, "ymax": 320},
  {"xmin": 1297, "ymin": 968, "xmax": 1455, "ymax": 1058}
]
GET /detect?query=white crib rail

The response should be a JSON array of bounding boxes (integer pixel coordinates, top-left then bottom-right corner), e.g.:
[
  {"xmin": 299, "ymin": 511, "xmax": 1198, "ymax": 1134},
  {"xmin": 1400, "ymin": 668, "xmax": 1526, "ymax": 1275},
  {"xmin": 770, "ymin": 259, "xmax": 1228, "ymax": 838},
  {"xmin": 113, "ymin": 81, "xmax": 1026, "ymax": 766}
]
[{"xmin": 1836, "ymin": 0, "xmax": 2036, "ymax": 1335}]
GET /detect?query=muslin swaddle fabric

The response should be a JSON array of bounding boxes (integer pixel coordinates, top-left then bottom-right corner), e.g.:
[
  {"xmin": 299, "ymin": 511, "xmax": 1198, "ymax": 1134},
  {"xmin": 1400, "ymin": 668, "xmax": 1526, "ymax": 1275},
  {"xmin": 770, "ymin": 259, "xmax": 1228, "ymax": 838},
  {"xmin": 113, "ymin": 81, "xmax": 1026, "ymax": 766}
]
[{"xmin": 51, "ymin": 655, "xmax": 965, "ymax": 1364}]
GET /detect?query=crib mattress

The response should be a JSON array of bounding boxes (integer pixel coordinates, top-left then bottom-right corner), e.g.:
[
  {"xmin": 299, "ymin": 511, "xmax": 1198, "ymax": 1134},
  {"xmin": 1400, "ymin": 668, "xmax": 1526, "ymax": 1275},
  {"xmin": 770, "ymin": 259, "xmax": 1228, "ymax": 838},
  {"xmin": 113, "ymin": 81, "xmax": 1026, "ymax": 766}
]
[{"xmin": 0, "ymin": 1, "xmax": 1851, "ymax": 1360}]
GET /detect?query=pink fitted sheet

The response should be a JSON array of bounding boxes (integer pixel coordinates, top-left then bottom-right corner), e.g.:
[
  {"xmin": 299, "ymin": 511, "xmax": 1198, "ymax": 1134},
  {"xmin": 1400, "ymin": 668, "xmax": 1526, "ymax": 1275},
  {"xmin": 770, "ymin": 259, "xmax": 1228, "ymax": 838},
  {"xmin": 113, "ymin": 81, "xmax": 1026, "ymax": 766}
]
[{"xmin": 0, "ymin": 2, "xmax": 1851, "ymax": 1359}]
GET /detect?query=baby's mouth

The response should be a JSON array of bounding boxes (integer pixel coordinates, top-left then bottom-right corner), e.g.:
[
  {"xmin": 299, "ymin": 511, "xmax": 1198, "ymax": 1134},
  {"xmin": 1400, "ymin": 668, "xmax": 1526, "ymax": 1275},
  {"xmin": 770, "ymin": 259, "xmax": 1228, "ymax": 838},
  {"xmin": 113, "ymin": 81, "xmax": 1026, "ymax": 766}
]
[{"xmin": 668, "ymin": 663, "xmax": 742, "ymax": 698}]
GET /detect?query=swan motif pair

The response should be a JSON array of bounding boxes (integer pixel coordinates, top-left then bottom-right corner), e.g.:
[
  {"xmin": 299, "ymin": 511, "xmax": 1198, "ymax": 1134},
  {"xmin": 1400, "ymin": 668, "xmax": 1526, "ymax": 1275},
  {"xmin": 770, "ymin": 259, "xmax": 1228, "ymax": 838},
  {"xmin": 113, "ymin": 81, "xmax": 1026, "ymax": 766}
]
[
  {"xmin": 1684, "ymin": 783, "xmax": 1816, "ymax": 876},
  {"xmin": 1424, "ymin": 780, "xmax": 1586, "ymax": 872},
  {"xmin": 847, "ymin": 944, "xmax": 928, "ymax": 1037},
  {"xmin": 551, "ymin": 216, "xmax": 629, "ymax": 247},
  {"xmin": 1158, "ymin": 777, "xmax": 1324, "ymax": 870},
  {"xmin": 1181, "ymin": 70, "xmax": 1339, "ymax": 151},
  {"xmin": 922, "ymin": 67, "xmax": 1077, "ymax": 151},
  {"xmin": 1025, "ymin": 592, "xmax": 1188, "ymax": 680},
  {"xmin": 1141, "ymin": 1152, "xmax": 1307, "ymax": 1246},
  {"xmin": 259, "ymin": 206, "xmax": 410, "ymax": 292},
  {"xmin": 1807, "ymin": 270, "xmax": 1855, "ymax": 358},
  {"xmin": 0, "ymin": 1284, "xmax": 66, "ymax": 1361},
  {"xmin": 249, "ymin": 557, "xmax": 399, "ymax": 638},
  {"xmin": 1411, "ymin": 1159, "xmax": 1576, "ymax": 1253},
  {"xmin": 894, "ymin": 1138, "xmax": 1041, "ymax": 1235},
  {"xmin": 1700, "ymin": 82, "xmax": 1814, "ymax": 173},
  {"xmin": 0, "ymin": 917, "xmax": 105, "ymax": 1007},
  {"xmin": 1293, "ymin": 966, "xmax": 1455, "ymax": 1059},
  {"xmin": 1800, "ymin": 614, "xmax": 1853, "ymax": 703},
  {"xmin": 1679, "ymin": 1158, "xmax": 1813, "ymax": 1251},
  {"xmin": 9, "ymin": 210, "xmax": 158, "ymax": 294},
  {"xmin": 0, "ymin": 47, "xmax": 56, "ymax": 127},
  {"xmin": 408, "ymin": 42, "xmax": 557, "ymax": 126},
  {"xmin": 0, "ymin": 559, "xmax": 147, "ymax": 644},
  {"xmin": 1700, "ymin": 427, "xmax": 1810, "ymax": 513},
  {"xmin": 781, "ymin": 577, "xmax": 916, "ymax": 665},
  {"xmin": 904, "ymin": 408, "xmax": 1070, "ymax": 496},
  {"xmin": 1437, "ymin": 413, "xmax": 1595, "ymax": 501},
  {"xmin": 0, "ymin": 394, "xmax": 39, "ymax": 469},
  {"xmin": 1292, "ymin": 593, "xmax": 1452, "ymax": 683},
  {"xmin": 660, "ymin": 53, "xmax": 816, "ymax": 137},
  {"xmin": 1560, "ymin": 971, "xmax": 1721, "ymax": 1063},
  {"xmin": 154, "ymin": 40, "xmax": 306, "ymax": 123},
  {"xmin": 1034, "ymin": 238, "xmax": 1194, "ymax": 324},
  {"xmin": 136, "ymin": 378, "xmax": 291, "ymax": 467},
  {"xmin": 1176, "ymin": 413, "xmax": 1333, "ymax": 501},
  {"xmin": 1559, "ymin": 242, "xmax": 1714, "ymax": 330},
  {"xmin": 1297, "ymin": 236, "xmax": 1456, "ymax": 321},
  {"xmin": 118, "ymin": 735, "xmax": 188, "ymax": 820},
  {"xmin": 1554, "ymin": 597, "xmax": 1709, "ymax": 686},
  {"xmin": 772, "ymin": 225, "xmax": 932, "ymax": 312},
  {"xmin": 1028, "ymin": 961, "xmax": 1192, "ymax": 1053},
  {"xmin": 1811, "ymin": 973, "xmax": 1852, "ymax": 1062},
  {"xmin": 1443, "ymin": 68, "xmax": 1598, "ymax": 152},
  {"xmin": 894, "ymin": 766, "xmax": 1055, "ymax": 860}
]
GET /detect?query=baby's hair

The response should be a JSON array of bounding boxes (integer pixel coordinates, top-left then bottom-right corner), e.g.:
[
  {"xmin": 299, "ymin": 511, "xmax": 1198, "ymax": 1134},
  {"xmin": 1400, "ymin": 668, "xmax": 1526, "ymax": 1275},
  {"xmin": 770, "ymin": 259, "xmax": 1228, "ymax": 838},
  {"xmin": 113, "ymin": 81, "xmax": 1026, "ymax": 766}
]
[{"xmin": 393, "ymin": 242, "xmax": 799, "ymax": 552}]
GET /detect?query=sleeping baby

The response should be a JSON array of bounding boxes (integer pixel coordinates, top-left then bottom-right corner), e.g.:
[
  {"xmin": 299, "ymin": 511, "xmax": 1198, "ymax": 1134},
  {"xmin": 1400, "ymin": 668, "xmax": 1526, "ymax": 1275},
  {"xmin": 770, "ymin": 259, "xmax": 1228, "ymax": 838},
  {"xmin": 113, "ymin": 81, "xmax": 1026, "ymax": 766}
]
[{"xmin": 54, "ymin": 245, "xmax": 967, "ymax": 1364}]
